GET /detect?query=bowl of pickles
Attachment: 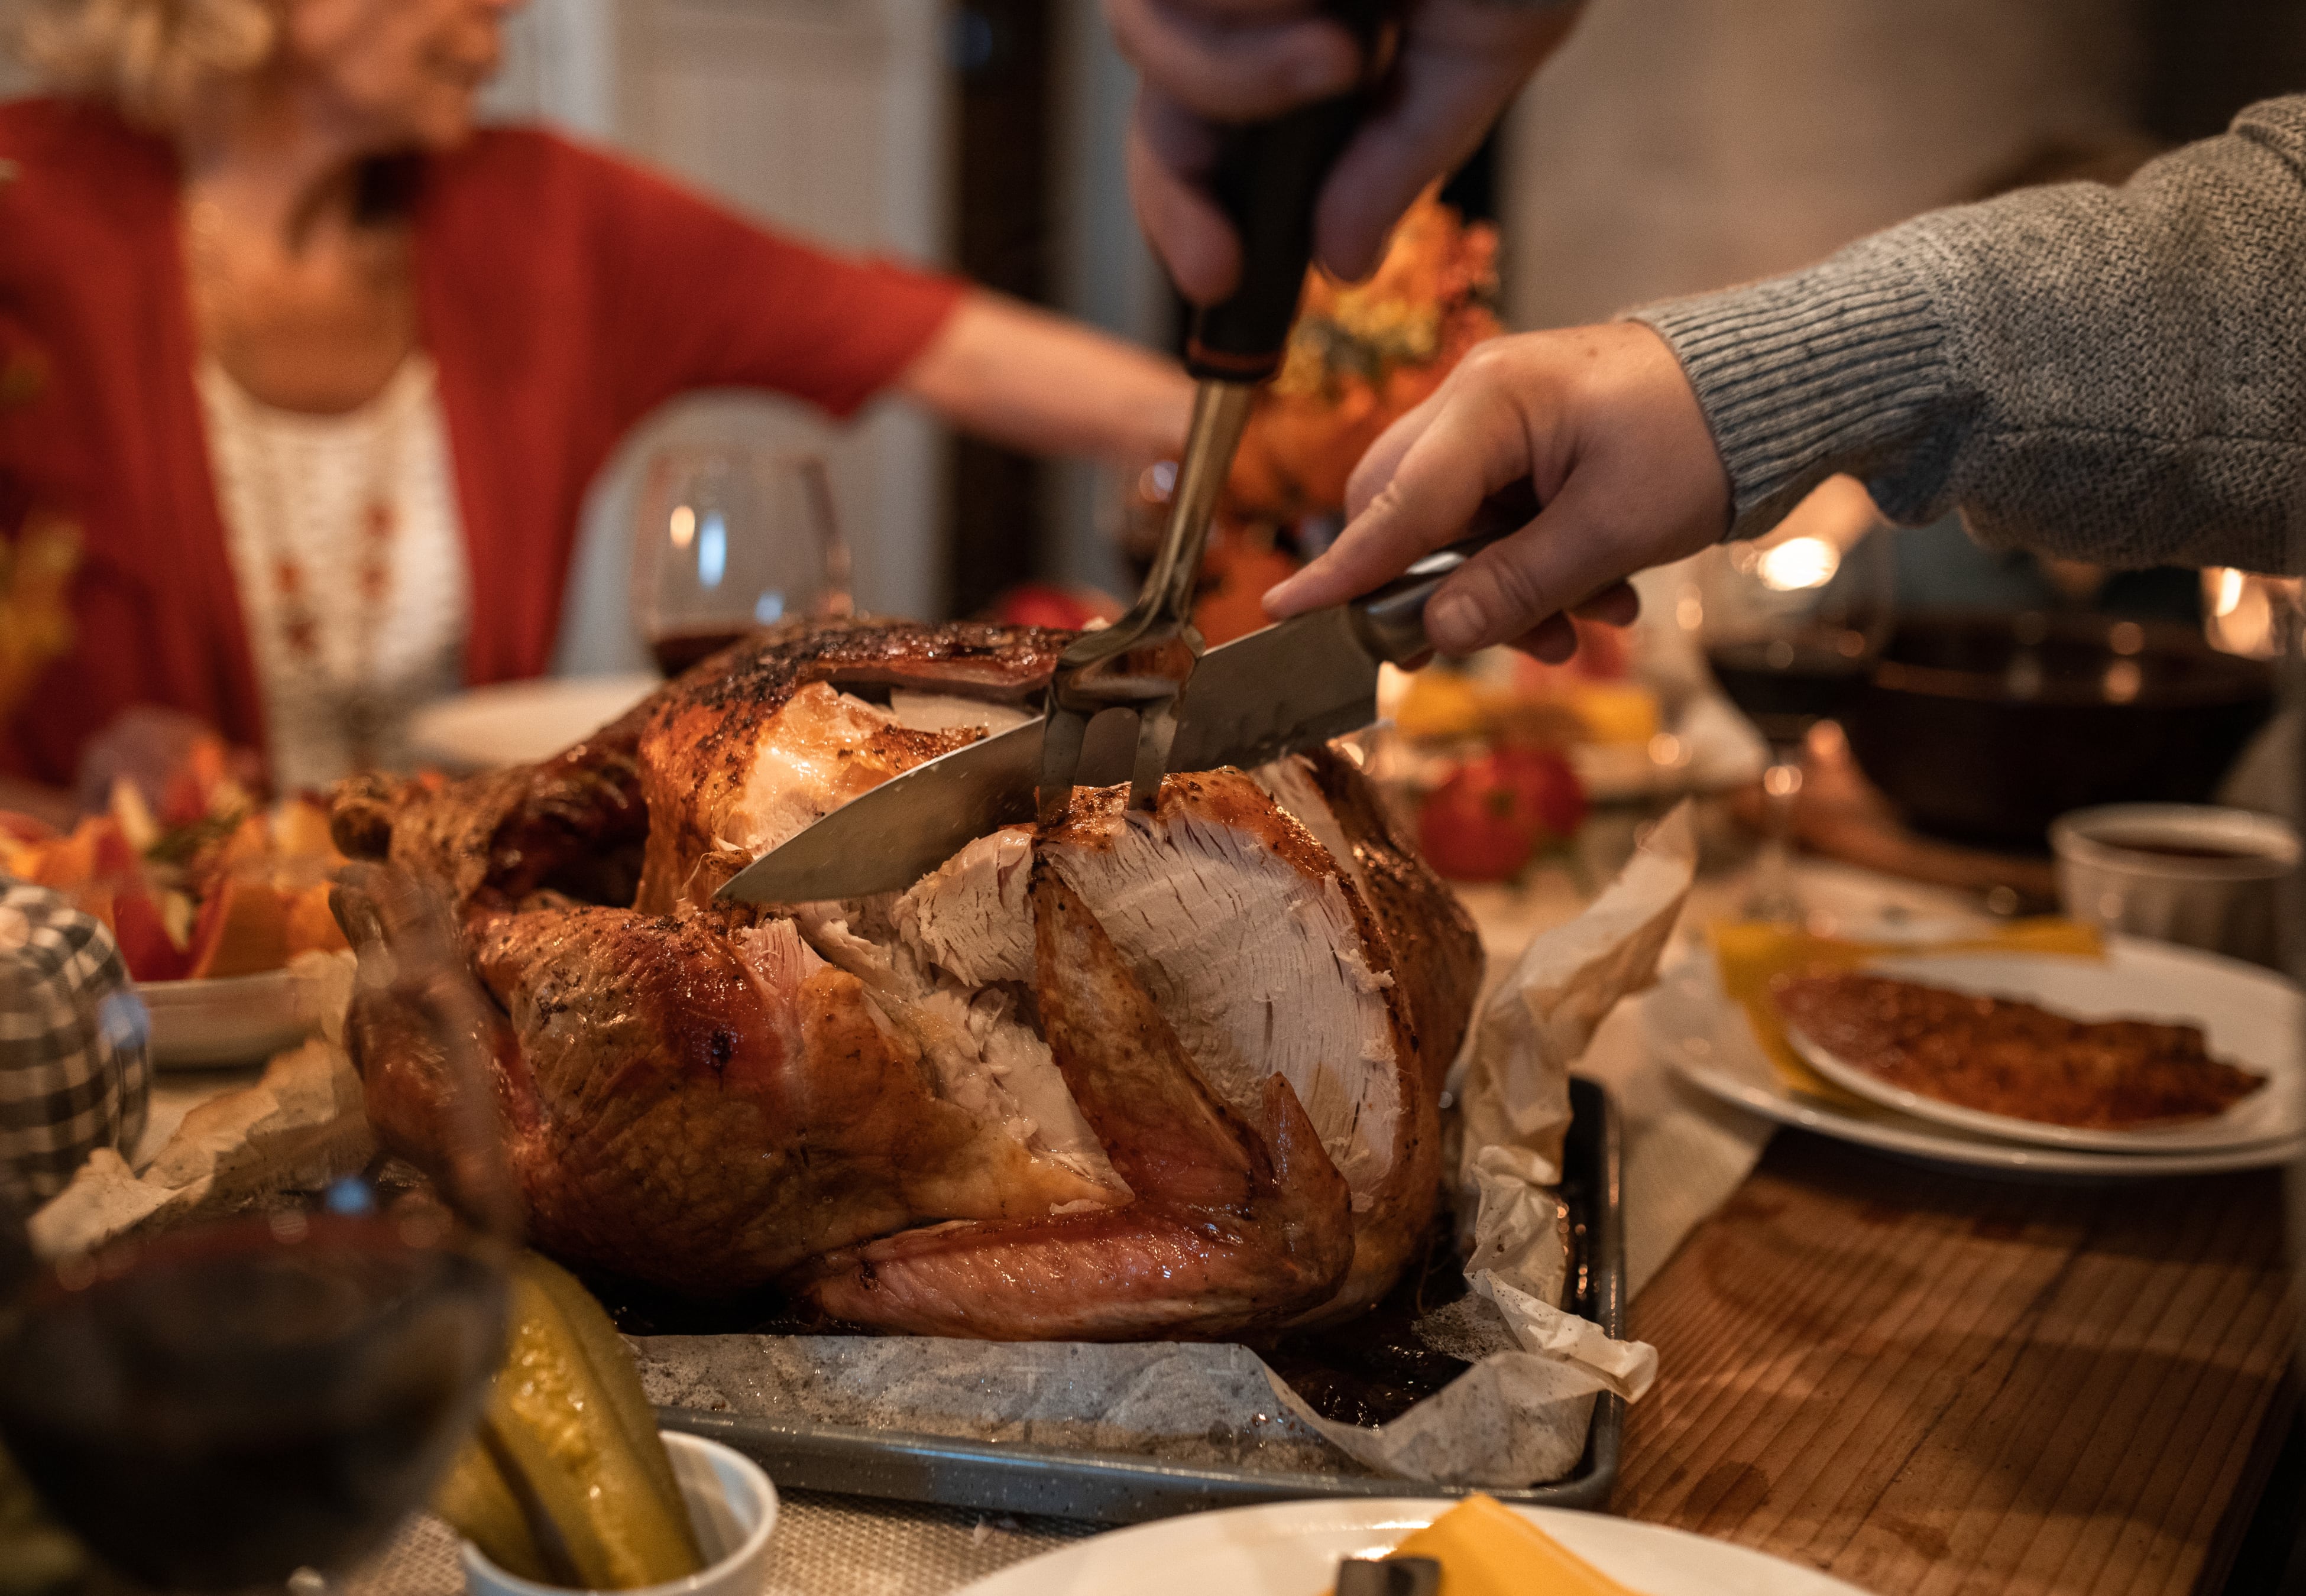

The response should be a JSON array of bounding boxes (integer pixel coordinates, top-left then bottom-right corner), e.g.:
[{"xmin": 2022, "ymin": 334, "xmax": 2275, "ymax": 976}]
[{"xmin": 438, "ymin": 1254, "xmax": 776, "ymax": 1596}]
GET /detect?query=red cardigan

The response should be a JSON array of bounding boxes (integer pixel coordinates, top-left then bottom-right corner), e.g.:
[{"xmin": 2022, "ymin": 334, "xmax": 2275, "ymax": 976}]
[{"xmin": 0, "ymin": 98, "xmax": 964, "ymax": 784}]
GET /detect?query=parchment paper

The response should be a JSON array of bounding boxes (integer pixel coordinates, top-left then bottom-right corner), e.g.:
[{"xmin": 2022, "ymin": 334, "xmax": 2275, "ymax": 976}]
[{"xmin": 637, "ymin": 806, "xmax": 1699, "ymax": 1488}]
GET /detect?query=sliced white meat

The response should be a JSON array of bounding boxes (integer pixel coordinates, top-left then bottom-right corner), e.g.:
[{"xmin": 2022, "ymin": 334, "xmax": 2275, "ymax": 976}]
[
  {"xmin": 1041, "ymin": 774, "xmax": 1401, "ymax": 1212},
  {"xmin": 1254, "ymin": 752, "xmax": 1373, "ymax": 909},
  {"xmin": 893, "ymin": 827, "xmax": 1038, "ymax": 986},
  {"xmin": 724, "ymin": 684, "xmax": 974, "ymax": 857},
  {"xmin": 887, "ymin": 690, "xmax": 1037, "ymax": 738},
  {"xmin": 731, "ymin": 917, "xmax": 825, "ymax": 1060},
  {"xmin": 792, "ymin": 906, "xmax": 1126, "ymax": 1204}
]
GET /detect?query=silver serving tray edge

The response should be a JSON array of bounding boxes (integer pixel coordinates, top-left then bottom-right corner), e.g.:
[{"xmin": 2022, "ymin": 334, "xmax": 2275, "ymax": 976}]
[{"xmin": 656, "ymin": 1076, "xmax": 1626, "ymax": 1524}]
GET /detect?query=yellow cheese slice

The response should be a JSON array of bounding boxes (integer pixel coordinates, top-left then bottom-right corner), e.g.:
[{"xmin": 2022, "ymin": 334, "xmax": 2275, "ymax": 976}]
[{"xmin": 1381, "ymin": 1494, "xmax": 1650, "ymax": 1595}]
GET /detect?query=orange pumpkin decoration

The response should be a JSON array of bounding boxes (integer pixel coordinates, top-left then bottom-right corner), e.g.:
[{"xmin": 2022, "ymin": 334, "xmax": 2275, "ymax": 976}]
[
  {"xmin": 1225, "ymin": 187, "xmax": 1504, "ymax": 529},
  {"xmin": 185, "ymin": 876, "xmax": 294, "ymax": 981}
]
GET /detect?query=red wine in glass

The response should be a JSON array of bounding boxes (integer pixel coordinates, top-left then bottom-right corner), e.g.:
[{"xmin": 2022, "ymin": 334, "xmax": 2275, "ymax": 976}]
[
  {"xmin": 633, "ymin": 449, "xmax": 848, "ymax": 677},
  {"xmin": 1690, "ymin": 514, "xmax": 1894, "ymax": 921},
  {"xmin": 0, "ymin": 1211, "xmax": 505, "ymax": 1593}
]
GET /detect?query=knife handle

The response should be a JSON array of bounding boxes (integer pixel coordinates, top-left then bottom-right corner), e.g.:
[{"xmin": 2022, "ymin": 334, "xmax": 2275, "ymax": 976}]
[
  {"xmin": 1348, "ymin": 481, "xmax": 1544, "ymax": 666},
  {"xmin": 1184, "ymin": 1, "xmax": 1400, "ymax": 383}
]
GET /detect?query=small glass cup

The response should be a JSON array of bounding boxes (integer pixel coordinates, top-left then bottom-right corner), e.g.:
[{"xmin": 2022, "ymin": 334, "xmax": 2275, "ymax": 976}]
[{"xmin": 631, "ymin": 448, "xmax": 848, "ymax": 677}]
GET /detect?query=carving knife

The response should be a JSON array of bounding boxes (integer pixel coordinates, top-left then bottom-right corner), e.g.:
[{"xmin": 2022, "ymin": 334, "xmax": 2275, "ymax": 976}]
[{"xmin": 715, "ymin": 485, "xmax": 1539, "ymax": 905}]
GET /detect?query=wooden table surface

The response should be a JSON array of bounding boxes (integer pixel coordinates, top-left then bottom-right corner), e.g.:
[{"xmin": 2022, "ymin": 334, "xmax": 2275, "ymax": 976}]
[{"xmin": 1615, "ymin": 1131, "xmax": 2298, "ymax": 1595}]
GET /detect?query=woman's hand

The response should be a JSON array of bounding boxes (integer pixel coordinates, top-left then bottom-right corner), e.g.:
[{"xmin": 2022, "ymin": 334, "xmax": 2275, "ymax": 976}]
[
  {"xmin": 1261, "ymin": 323, "xmax": 1733, "ymax": 660},
  {"xmin": 1107, "ymin": 0, "xmax": 1582, "ymax": 303}
]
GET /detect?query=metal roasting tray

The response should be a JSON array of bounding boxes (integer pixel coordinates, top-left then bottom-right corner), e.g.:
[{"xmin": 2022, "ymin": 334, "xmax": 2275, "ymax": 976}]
[{"xmin": 654, "ymin": 1078, "xmax": 1626, "ymax": 1524}]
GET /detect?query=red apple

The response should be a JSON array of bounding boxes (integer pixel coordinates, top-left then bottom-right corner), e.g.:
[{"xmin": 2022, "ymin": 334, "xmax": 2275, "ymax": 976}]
[
  {"xmin": 1416, "ymin": 747, "xmax": 1588, "ymax": 883},
  {"xmin": 111, "ymin": 887, "xmax": 189, "ymax": 983},
  {"xmin": 987, "ymin": 583, "xmax": 1120, "ymax": 632}
]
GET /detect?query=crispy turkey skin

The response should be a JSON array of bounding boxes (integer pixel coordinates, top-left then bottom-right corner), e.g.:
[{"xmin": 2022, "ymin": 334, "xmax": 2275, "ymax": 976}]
[{"xmin": 333, "ymin": 619, "xmax": 1481, "ymax": 1338}]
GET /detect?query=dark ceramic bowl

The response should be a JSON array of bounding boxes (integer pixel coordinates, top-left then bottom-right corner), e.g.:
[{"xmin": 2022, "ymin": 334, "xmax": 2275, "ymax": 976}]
[{"xmin": 1840, "ymin": 610, "xmax": 2275, "ymax": 849}]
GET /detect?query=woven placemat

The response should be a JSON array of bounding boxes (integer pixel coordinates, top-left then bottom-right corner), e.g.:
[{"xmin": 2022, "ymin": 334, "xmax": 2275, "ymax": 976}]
[{"xmin": 342, "ymin": 1491, "xmax": 1100, "ymax": 1596}]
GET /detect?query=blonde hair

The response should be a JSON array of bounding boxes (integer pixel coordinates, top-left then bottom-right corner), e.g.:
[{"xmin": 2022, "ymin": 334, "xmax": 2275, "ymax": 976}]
[{"xmin": 9, "ymin": 0, "xmax": 276, "ymax": 125}]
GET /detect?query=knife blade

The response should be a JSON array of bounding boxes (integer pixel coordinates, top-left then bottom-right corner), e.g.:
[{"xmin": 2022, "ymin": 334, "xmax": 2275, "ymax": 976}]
[{"xmin": 715, "ymin": 485, "xmax": 1541, "ymax": 905}]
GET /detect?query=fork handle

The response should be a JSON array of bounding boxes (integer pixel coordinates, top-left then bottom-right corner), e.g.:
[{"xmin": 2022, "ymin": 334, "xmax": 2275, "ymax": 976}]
[
  {"xmin": 1349, "ymin": 481, "xmax": 1547, "ymax": 666},
  {"xmin": 1186, "ymin": 1, "xmax": 1400, "ymax": 382}
]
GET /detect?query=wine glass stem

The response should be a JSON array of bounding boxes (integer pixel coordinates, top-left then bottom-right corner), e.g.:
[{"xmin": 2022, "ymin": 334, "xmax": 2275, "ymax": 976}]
[
  {"xmin": 803, "ymin": 456, "xmax": 854, "ymax": 618},
  {"xmin": 1748, "ymin": 743, "xmax": 1805, "ymax": 924}
]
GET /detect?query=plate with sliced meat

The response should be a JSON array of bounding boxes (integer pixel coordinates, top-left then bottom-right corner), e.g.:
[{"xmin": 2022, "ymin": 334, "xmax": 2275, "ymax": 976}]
[
  {"xmin": 1644, "ymin": 937, "xmax": 2306, "ymax": 1177},
  {"xmin": 1771, "ymin": 948, "xmax": 2299, "ymax": 1153}
]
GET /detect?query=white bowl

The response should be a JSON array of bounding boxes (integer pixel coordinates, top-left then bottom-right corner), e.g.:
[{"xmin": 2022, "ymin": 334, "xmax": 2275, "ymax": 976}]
[
  {"xmin": 459, "ymin": 1431, "xmax": 778, "ymax": 1596},
  {"xmin": 2051, "ymin": 802, "xmax": 2300, "ymax": 968},
  {"xmin": 138, "ymin": 967, "xmax": 312, "ymax": 1069}
]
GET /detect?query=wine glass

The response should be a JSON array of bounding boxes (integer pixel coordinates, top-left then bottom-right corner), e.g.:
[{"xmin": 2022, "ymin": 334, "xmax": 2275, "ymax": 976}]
[
  {"xmin": 631, "ymin": 447, "xmax": 848, "ymax": 677},
  {"xmin": 1689, "ymin": 484, "xmax": 1896, "ymax": 922},
  {"xmin": 0, "ymin": 868, "xmax": 518, "ymax": 1594}
]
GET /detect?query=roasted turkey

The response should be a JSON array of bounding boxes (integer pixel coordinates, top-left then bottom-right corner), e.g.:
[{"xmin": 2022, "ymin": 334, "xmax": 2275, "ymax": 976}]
[{"xmin": 332, "ymin": 619, "xmax": 1482, "ymax": 1339}]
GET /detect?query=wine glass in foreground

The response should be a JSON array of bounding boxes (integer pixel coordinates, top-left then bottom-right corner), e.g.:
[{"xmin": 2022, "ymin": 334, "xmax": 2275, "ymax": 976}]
[
  {"xmin": 0, "ymin": 868, "xmax": 517, "ymax": 1594},
  {"xmin": 632, "ymin": 447, "xmax": 849, "ymax": 676},
  {"xmin": 1692, "ymin": 496, "xmax": 1895, "ymax": 922}
]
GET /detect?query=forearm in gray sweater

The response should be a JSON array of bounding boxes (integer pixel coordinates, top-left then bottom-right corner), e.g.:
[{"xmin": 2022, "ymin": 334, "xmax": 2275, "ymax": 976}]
[{"xmin": 1630, "ymin": 95, "xmax": 2306, "ymax": 572}]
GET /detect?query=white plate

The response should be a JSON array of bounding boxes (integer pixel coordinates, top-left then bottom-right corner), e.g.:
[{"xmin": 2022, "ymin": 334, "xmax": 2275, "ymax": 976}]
[
  {"xmin": 1780, "ymin": 948, "xmax": 2302, "ymax": 1153},
  {"xmin": 407, "ymin": 673, "xmax": 660, "ymax": 773},
  {"xmin": 953, "ymin": 1498, "xmax": 1868, "ymax": 1596},
  {"xmin": 1643, "ymin": 937, "xmax": 2306, "ymax": 1179},
  {"xmin": 138, "ymin": 967, "xmax": 312, "ymax": 1069}
]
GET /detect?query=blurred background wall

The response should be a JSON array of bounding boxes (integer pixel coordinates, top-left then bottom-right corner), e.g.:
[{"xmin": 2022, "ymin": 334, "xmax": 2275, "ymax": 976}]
[
  {"xmin": 1498, "ymin": 0, "xmax": 2145, "ymax": 330},
  {"xmin": 1500, "ymin": 0, "xmax": 2306, "ymax": 326},
  {"xmin": 7, "ymin": 0, "xmax": 2301, "ymax": 671}
]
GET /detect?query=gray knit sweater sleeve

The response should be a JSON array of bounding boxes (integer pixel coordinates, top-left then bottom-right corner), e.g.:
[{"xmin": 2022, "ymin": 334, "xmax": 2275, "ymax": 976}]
[{"xmin": 1628, "ymin": 95, "xmax": 2306, "ymax": 572}]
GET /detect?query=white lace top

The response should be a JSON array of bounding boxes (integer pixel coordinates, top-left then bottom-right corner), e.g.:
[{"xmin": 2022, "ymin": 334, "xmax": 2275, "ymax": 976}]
[{"xmin": 197, "ymin": 355, "xmax": 469, "ymax": 796}]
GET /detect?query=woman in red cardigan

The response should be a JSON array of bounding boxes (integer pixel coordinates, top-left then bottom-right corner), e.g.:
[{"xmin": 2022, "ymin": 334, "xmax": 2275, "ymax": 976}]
[{"xmin": 0, "ymin": 0, "xmax": 1191, "ymax": 797}]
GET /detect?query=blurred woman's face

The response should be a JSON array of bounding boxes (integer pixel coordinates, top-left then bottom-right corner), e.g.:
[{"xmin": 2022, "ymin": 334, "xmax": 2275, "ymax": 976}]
[{"xmin": 280, "ymin": 0, "xmax": 520, "ymax": 150}]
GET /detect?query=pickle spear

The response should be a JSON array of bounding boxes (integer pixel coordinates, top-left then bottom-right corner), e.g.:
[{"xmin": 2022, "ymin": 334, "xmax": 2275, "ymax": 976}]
[
  {"xmin": 435, "ymin": 1256, "xmax": 704, "ymax": 1589},
  {"xmin": 433, "ymin": 1430, "xmax": 556, "ymax": 1585},
  {"xmin": 521, "ymin": 1254, "xmax": 686, "ymax": 1520}
]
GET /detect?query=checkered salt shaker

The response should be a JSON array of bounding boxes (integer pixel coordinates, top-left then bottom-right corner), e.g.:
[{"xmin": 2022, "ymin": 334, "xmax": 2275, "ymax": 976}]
[{"xmin": 0, "ymin": 878, "xmax": 150, "ymax": 1209}]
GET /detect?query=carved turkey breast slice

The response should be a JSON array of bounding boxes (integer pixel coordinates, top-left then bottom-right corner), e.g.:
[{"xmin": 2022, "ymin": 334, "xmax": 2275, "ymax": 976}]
[{"xmin": 892, "ymin": 772, "xmax": 1439, "ymax": 1323}]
